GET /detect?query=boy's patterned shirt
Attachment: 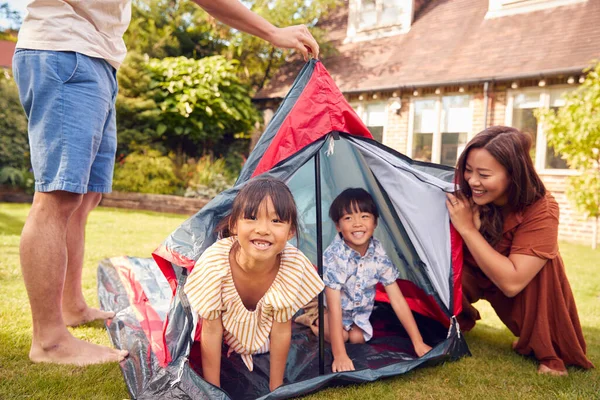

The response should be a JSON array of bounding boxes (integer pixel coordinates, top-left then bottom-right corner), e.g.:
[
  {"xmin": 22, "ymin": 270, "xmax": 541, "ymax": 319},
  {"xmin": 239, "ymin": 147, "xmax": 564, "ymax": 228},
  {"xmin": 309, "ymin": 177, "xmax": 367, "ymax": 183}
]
[{"xmin": 323, "ymin": 235, "xmax": 399, "ymax": 341}]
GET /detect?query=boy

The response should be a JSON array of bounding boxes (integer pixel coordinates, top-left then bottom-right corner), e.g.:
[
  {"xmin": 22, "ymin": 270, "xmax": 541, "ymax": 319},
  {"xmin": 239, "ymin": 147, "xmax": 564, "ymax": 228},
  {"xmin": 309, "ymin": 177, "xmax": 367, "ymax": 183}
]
[{"xmin": 312, "ymin": 188, "xmax": 431, "ymax": 372}]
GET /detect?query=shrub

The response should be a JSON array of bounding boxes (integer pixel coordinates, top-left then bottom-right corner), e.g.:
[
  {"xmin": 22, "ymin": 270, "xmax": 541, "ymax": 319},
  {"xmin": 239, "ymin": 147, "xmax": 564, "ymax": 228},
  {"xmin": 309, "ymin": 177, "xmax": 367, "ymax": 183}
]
[
  {"xmin": 0, "ymin": 69, "xmax": 30, "ymax": 171},
  {"xmin": 183, "ymin": 155, "xmax": 236, "ymax": 199},
  {"xmin": 112, "ymin": 148, "xmax": 183, "ymax": 194}
]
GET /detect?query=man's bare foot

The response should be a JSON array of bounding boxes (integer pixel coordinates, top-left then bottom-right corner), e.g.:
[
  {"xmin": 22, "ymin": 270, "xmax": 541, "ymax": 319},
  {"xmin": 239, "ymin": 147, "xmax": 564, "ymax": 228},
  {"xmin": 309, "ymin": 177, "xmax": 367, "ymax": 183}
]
[
  {"xmin": 512, "ymin": 339, "xmax": 518, "ymax": 350},
  {"xmin": 30, "ymin": 333, "xmax": 128, "ymax": 366},
  {"xmin": 538, "ymin": 364, "xmax": 568, "ymax": 376},
  {"xmin": 63, "ymin": 306, "xmax": 115, "ymax": 327}
]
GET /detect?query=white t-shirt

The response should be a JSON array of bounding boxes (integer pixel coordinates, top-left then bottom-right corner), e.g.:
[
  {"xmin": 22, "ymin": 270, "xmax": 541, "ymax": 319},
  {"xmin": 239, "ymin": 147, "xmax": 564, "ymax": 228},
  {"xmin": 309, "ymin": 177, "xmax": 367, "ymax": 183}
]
[{"xmin": 16, "ymin": 0, "xmax": 132, "ymax": 70}]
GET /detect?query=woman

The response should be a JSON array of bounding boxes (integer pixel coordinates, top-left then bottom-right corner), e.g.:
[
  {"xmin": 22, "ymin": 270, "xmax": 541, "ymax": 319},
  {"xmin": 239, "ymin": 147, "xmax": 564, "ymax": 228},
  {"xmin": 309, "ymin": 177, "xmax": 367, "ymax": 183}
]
[{"xmin": 446, "ymin": 126, "xmax": 594, "ymax": 376}]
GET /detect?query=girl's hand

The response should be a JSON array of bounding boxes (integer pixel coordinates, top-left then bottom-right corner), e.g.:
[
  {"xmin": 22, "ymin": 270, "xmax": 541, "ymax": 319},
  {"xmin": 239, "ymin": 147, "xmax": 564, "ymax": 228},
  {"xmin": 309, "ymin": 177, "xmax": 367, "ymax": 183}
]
[
  {"xmin": 446, "ymin": 193, "xmax": 477, "ymax": 236},
  {"xmin": 413, "ymin": 341, "xmax": 432, "ymax": 357},
  {"xmin": 332, "ymin": 354, "xmax": 355, "ymax": 372}
]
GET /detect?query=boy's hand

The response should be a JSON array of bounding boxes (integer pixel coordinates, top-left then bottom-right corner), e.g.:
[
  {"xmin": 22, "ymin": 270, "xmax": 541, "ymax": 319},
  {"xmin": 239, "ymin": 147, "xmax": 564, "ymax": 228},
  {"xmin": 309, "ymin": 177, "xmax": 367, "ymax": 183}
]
[
  {"xmin": 414, "ymin": 342, "xmax": 432, "ymax": 358},
  {"xmin": 332, "ymin": 354, "xmax": 355, "ymax": 372}
]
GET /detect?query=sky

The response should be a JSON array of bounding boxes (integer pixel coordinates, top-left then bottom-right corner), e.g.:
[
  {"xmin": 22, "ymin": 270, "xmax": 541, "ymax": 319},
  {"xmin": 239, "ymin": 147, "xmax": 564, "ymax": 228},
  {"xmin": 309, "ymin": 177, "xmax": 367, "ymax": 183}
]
[{"xmin": 0, "ymin": 0, "xmax": 29, "ymax": 30}]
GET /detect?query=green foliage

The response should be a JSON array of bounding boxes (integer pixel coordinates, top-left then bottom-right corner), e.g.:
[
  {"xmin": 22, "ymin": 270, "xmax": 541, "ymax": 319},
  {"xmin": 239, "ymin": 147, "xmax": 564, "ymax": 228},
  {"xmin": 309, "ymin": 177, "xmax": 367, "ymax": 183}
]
[
  {"xmin": 537, "ymin": 62, "xmax": 600, "ymax": 221},
  {"xmin": 221, "ymin": 0, "xmax": 340, "ymax": 91},
  {"xmin": 0, "ymin": 69, "xmax": 30, "ymax": 171},
  {"xmin": 112, "ymin": 147, "xmax": 183, "ymax": 194},
  {"xmin": 182, "ymin": 155, "xmax": 235, "ymax": 199},
  {"xmin": 117, "ymin": 54, "xmax": 260, "ymax": 158}
]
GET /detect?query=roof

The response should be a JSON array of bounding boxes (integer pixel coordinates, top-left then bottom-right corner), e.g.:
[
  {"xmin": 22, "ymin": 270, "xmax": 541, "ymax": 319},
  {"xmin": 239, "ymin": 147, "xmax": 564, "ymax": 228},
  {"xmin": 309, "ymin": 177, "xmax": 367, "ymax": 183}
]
[
  {"xmin": 0, "ymin": 40, "xmax": 16, "ymax": 68},
  {"xmin": 256, "ymin": 0, "xmax": 600, "ymax": 99}
]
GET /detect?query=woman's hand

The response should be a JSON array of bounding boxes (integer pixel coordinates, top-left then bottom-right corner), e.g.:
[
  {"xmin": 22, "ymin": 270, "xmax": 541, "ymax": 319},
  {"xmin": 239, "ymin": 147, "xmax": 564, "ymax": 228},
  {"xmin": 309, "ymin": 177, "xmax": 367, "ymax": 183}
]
[{"xmin": 446, "ymin": 193, "xmax": 478, "ymax": 236}]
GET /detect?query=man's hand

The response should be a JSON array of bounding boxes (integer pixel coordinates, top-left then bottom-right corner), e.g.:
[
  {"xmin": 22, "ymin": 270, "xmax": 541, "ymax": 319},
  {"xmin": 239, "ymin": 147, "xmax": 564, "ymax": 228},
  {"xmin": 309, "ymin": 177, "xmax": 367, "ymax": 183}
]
[
  {"xmin": 267, "ymin": 25, "xmax": 319, "ymax": 61},
  {"xmin": 332, "ymin": 354, "xmax": 355, "ymax": 372}
]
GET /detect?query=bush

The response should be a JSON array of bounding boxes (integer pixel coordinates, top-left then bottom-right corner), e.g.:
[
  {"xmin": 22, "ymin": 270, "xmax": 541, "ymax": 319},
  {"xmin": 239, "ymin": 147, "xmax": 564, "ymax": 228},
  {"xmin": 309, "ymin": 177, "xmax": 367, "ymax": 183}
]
[
  {"xmin": 183, "ymin": 155, "xmax": 236, "ymax": 199},
  {"xmin": 112, "ymin": 148, "xmax": 183, "ymax": 194},
  {"xmin": 0, "ymin": 69, "xmax": 30, "ymax": 171}
]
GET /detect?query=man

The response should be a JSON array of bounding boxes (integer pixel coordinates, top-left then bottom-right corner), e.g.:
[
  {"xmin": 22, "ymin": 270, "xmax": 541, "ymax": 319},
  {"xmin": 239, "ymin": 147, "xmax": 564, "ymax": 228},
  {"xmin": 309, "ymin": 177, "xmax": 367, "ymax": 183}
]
[{"xmin": 13, "ymin": 0, "xmax": 319, "ymax": 366}]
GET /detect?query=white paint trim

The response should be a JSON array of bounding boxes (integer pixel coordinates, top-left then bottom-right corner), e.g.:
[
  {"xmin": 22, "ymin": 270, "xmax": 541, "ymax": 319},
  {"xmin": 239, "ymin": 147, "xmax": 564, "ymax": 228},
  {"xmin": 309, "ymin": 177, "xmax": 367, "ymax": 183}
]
[
  {"xmin": 406, "ymin": 100, "xmax": 415, "ymax": 157},
  {"xmin": 485, "ymin": 0, "xmax": 587, "ymax": 19}
]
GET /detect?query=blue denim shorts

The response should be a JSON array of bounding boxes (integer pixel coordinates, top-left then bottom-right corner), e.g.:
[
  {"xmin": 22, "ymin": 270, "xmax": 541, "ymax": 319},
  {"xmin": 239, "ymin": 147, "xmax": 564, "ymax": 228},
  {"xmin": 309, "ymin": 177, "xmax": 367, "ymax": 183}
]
[{"xmin": 13, "ymin": 49, "xmax": 118, "ymax": 194}]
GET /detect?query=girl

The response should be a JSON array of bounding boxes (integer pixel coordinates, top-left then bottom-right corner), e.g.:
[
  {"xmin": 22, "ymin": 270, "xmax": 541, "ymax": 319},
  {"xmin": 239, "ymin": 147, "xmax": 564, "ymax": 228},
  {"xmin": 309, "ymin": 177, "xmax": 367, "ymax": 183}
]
[
  {"xmin": 446, "ymin": 126, "xmax": 594, "ymax": 376},
  {"xmin": 183, "ymin": 177, "xmax": 324, "ymax": 391}
]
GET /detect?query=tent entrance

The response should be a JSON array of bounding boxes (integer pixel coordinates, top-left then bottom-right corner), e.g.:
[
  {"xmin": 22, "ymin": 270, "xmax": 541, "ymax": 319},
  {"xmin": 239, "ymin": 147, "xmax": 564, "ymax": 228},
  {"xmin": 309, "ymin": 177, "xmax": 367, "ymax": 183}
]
[{"xmin": 186, "ymin": 305, "xmax": 450, "ymax": 400}]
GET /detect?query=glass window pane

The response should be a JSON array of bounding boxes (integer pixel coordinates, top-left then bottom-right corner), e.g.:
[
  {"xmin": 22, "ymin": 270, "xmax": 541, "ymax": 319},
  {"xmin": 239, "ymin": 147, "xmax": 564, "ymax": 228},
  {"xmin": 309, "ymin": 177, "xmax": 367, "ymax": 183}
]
[
  {"xmin": 512, "ymin": 92, "xmax": 541, "ymax": 162},
  {"xmin": 549, "ymin": 88, "xmax": 571, "ymax": 107},
  {"xmin": 544, "ymin": 106, "xmax": 568, "ymax": 169},
  {"xmin": 413, "ymin": 133, "xmax": 433, "ymax": 162},
  {"xmin": 413, "ymin": 99, "xmax": 435, "ymax": 162},
  {"xmin": 359, "ymin": 0, "xmax": 377, "ymax": 29},
  {"xmin": 413, "ymin": 99, "xmax": 436, "ymax": 133},
  {"xmin": 381, "ymin": 0, "xmax": 403, "ymax": 25},
  {"xmin": 439, "ymin": 95, "xmax": 470, "ymax": 167},
  {"xmin": 365, "ymin": 103, "xmax": 386, "ymax": 142}
]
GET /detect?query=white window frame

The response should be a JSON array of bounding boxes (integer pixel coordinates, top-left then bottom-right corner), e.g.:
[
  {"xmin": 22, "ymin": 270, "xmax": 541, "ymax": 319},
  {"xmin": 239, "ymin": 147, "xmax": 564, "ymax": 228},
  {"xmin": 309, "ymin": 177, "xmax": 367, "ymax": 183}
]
[
  {"xmin": 345, "ymin": 0, "xmax": 413, "ymax": 42},
  {"xmin": 486, "ymin": 0, "xmax": 586, "ymax": 19},
  {"xmin": 351, "ymin": 101, "xmax": 389, "ymax": 143},
  {"xmin": 505, "ymin": 86, "xmax": 575, "ymax": 175},
  {"xmin": 407, "ymin": 95, "xmax": 474, "ymax": 165}
]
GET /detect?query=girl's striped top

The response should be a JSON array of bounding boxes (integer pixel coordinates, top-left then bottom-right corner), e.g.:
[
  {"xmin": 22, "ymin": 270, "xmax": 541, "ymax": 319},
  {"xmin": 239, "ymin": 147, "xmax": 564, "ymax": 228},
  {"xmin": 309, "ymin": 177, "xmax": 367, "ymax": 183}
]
[{"xmin": 183, "ymin": 236, "xmax": 324, "ymax": 371}]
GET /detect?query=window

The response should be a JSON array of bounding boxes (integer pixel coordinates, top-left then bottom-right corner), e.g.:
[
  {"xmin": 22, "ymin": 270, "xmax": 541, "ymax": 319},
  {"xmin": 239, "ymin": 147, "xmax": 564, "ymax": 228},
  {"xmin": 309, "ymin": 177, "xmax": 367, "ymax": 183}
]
[
  {"xmin": 409, "ymin": 95, "xmax": 472, "ymax": 167},
  {"xmin": 346, "ymin": 0, "xmax": 412, "ymax": 42},
  {"xmin": 352, "ymin": 102, "xmax": 387, "ymax": 142},
  {"xmin": 441, "ymin": 96, "xmax": 470, "ymax": 167},
  {"xmin": 412, "ymin": 99, "xmax": 435, "ymax": 162},
  {"xmin": 506, "ymin": 88, "xmax": 570, "ymax": 171},
  {"xmin": 357, "ymin": 0, "xmax": 405, "ymax": 30}
]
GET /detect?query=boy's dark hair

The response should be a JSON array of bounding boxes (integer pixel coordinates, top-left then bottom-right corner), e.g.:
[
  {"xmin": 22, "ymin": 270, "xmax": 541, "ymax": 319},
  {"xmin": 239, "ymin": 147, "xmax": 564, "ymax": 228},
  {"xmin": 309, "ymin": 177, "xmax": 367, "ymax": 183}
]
[
  {"xmin": 329, "ymin": 188, "xmax": 379, "ymax": 223},
  {"xmin": 217, "ymin": 177, "xmax": 299, "ymax": 238}
]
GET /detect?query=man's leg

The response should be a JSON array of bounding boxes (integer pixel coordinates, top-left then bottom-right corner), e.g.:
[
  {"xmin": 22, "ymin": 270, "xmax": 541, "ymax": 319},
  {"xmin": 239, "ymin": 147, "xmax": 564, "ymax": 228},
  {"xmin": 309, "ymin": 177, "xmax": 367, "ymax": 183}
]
[
  {"xmin": 22, "ymin": 191, "xmax": 128, "ymax": 365},
  {"xmin": 62, "ymin": 192, "xmax": 114, "ymax": 326}
]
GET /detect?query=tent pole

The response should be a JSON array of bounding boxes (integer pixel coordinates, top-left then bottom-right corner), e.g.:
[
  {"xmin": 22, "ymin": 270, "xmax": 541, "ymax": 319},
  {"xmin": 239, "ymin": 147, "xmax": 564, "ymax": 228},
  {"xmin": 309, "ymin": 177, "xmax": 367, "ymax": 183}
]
[{"xmin": 315, "ymin": 149, "xmax": 325, "ymax": 375}]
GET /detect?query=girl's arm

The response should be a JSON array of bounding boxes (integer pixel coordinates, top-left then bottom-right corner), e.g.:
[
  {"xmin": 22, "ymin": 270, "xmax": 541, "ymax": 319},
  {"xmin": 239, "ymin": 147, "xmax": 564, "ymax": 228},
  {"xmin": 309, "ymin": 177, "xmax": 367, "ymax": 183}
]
[
  {"xmin": 446, "ymin": 193, "xmax": 546, "ymax": 298},
  {"xmin": 201, "ymin": 316, "xmax": 223, "ymax": 388},
  {"xmin": 269, "ymin": 319, "xmax": 292, "ymax": 391},
  {"xmin": 325, "ymin": 287, "xmax": 355, "ymax": 372},
  {"xmin": 384, "ymin": 282, "xmax": 431, "ymax": 357}
]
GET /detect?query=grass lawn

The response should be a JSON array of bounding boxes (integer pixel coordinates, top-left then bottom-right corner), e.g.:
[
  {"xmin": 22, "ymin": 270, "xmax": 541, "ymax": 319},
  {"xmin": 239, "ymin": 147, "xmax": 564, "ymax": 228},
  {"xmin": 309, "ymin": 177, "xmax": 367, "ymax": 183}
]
[{"xmin": 0, "ymin": 202, "xmax": 598, "ymax": 399}]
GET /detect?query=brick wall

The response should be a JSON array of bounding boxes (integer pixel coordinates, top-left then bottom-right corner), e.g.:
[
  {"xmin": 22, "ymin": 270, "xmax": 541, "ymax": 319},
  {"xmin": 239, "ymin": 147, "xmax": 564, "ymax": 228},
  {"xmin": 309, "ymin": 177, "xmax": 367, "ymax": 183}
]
[{"xmin": 541, "ymin": 174, "xmax": 600, "ymax": 246}]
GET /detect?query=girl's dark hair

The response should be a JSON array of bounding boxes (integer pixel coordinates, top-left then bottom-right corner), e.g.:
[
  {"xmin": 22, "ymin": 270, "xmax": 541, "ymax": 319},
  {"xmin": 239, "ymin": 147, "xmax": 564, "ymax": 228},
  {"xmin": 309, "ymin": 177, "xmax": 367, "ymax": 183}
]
[
  {"xmin": 329, "ymin": 188, "xmax": 379, "ymax": 223},
  {"xmin": 455, "ymin": 126, "xmax": 546, "ymax": 246},
  {"xmin": 217, "ymin": 177, "xmax": 299, "ymax": 238}
]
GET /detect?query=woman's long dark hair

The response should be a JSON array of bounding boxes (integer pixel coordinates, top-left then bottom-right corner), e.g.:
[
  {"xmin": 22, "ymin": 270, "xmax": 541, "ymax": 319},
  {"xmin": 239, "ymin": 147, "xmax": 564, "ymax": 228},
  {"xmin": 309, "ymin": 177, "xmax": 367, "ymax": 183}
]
[
  {"xmin": 216, "ymin": 177, "xmax": 299, "ymax": 238},
  {"xmin": 455, "ymin": 126, "xmax": 546, "ymax": 246}
]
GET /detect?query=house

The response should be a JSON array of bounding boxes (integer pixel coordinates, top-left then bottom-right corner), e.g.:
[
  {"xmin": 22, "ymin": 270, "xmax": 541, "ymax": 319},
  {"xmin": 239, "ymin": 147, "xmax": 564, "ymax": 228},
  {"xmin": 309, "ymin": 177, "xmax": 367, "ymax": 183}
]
[
  {"xmin": 255, "ymin": 0, "xmax": 600, "ymax": 246},
  {"xmin": 0, "ymin": 40, "xmax": 16, "ymax": 69}
]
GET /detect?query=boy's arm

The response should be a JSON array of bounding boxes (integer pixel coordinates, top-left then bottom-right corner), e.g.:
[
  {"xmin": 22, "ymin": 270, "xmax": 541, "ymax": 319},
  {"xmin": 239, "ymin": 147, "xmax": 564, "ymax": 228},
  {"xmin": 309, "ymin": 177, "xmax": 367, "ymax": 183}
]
[
  {"xmin": 325, "ymin": 287, "xmax": 355, "ymax": 372},
  {"xmin": 269, "ymin": 319, "xmax": 292, "ymax": 391},
  {"xmin": 201, "ymin": 316, "xmax": 224, "ymax": 387},
  {"xmin": 192, "ymin": 0, "xmax": 319, "ymax": 61},
  {"xmin": 384, "ymin": 282, "xmax": 432, "ymax": 357}
]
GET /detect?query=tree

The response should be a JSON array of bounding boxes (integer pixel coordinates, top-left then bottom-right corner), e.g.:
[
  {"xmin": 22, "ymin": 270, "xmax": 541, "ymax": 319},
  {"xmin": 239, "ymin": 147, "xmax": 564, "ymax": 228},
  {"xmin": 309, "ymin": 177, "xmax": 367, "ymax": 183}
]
[
  {"xmin": 0, "ymin": 2, "xmax": 21, "ymax": 41},
  {"xmin": 0, "ymin": 69, "xmax": 29, "ymax": 170},
  {"xmin": 537, "ymin": 62, "xmax": 600, "ymax": 248},
  {"xmin": 117, "ymin": 53, "xmax": 260, "ymax": 160}
]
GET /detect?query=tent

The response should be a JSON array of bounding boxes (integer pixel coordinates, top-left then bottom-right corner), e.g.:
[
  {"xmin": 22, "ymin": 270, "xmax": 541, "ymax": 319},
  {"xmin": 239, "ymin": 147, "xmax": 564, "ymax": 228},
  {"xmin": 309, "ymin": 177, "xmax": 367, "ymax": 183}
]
[{"xmin": 98, "ymin": 59, "xmax": 470, "ymax": 400}]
